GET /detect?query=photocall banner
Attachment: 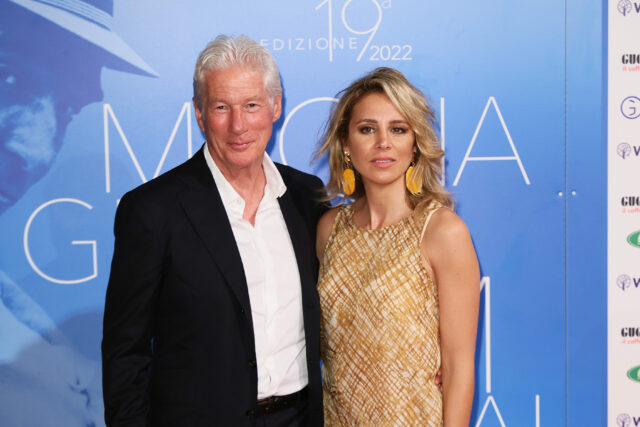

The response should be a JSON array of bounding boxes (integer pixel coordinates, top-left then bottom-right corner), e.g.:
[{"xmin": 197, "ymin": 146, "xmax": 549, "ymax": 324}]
[
  {"xmin": 608, "ymin": 0, "xmax": 640, "ymax": 425},
  {"xmin": 0, "ymin": 0, "xmax": 605, "ymax": 425}
]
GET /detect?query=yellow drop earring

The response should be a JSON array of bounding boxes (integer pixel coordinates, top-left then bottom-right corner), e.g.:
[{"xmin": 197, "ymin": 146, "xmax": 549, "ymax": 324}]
[
  {"xmin": 405, "ymin": 154, "xmax": 422, "ymax": 195},
  {"xmin": 342, "ymin": 152, "xmax": 356, "ymax": 196}
]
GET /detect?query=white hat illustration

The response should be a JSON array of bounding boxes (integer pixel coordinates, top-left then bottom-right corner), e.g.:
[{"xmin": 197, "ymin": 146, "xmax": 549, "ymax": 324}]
[{"xmin": 8, "ymin": 0, "xmax": 158, "ymax": 77}]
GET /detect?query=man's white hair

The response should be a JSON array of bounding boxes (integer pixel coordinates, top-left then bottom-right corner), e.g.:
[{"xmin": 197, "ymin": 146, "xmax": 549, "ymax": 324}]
[{"xmin": 193, "ymin": 34, "xmax": 282, "ymax": 110}]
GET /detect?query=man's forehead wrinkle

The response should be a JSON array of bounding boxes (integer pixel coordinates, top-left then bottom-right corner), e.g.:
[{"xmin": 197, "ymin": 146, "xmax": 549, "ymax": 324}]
[
  {"xmin": 207, "ymin": 82, "xmax": 269, "ymax": 105},
  {"xmin": 210, "ymin": 94, "xmax": 266, "ymax": 104}
]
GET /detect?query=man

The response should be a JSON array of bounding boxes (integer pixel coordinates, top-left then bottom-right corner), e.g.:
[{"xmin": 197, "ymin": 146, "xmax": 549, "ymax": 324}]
[
  {"xmin": 0, "ymin": 0, "xmax": 155, "ymax": 425},
  {"xmin": 102, "ymin": 35, "xmax": 326, "ymax": 426}
]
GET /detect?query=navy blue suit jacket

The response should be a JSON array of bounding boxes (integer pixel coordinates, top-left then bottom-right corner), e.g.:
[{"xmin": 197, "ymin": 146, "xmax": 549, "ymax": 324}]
[{"xmin": 102, "ymin": 147, "xmax": 325, "ymax": 426}]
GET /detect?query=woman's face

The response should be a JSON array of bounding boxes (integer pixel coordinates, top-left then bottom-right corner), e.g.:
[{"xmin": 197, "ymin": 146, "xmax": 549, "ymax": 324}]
[{"xmin": 345, "ymin": 92, "xmax": 415, "ymax": 192}]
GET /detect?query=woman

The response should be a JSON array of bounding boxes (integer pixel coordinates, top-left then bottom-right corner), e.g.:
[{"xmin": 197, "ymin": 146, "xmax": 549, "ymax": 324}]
[{"xmin": 316, "ymin": 67, "xmax": 479, "ymax": 426}]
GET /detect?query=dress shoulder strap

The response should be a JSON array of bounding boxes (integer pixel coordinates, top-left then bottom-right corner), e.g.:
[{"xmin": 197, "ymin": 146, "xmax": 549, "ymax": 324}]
[{"xmin": 419, "ymin": 199, "xmax": 447, "ymax": 241}]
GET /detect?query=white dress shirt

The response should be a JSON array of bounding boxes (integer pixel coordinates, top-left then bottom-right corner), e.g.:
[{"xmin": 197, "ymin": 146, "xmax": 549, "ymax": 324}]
[{"xmin": 204, "ymin": 146, "xmax": 308, "ymax": 398}]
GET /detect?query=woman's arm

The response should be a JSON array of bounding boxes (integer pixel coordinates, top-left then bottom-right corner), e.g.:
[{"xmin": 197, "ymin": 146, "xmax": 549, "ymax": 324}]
[{"xmin": 421, "ymin": 208, "xmax": 480, "ymax": 426}]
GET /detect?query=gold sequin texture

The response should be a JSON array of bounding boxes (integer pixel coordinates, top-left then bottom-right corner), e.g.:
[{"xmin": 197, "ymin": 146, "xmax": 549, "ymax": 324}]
[{"xmin": 319, "ymin": 202, "xmax": 443, "ymax": 426}]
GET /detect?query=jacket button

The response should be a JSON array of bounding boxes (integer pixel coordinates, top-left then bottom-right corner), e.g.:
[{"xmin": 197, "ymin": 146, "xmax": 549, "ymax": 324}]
[{"xmin": 248, "ymin": 359, "xmax": 256, "ymax": 368}]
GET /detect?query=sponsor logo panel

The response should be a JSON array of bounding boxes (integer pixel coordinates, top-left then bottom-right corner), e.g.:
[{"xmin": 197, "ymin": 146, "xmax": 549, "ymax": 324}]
[
  {"xmin": 616, "ymin": 413, "xmax": 640, "ymax": 427},
  {"xmin": 627, "ymin": 365, "xmax": 640, "ymax": 383},
  {"xmin": 620, "ymin": 327, "xmax": 640, "ymax": 344},
  {"xmin": 627, "ymin": 230, "xmax": 640, "ymax": 248},
  {"xmin": 621, "ymin": 96, "xmax": 640, "ymax": 119},
  {"xmin": 622, "ymin": 54, "xmax": 640, "ymax": 72},
  {"xmin": 616, "ymin": 142, "xmax": 640, "ymax": 159},
  {"xmin": 616, "ymin": 274, "xmax": 640, "ymax": 291},
  {"xmin": 617, "ymin": 0, "xmax": 640, "ymax": 16},
  {"xmin": 620, "ymin": 196, "xmax": 640, "ymax": 214},
  {"xmin": 610, "ymin": 0, "xmax": 640, "ymax": 421}
]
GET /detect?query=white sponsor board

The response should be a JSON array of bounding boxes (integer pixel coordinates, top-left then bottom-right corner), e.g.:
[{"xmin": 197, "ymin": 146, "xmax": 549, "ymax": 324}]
[{"xmin": 608, "ymin": 1, "xmax": 640, "ymax": 425}]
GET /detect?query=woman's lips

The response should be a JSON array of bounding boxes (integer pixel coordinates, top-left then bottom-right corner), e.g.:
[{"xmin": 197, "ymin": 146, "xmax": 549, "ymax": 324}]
[{"xmin": 370, "ymin": 158, "xmax": 395, "ymax": 167}]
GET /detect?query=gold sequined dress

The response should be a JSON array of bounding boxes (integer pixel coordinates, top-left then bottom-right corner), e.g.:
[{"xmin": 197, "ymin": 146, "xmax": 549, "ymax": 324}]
[{"xmin": 318, "ymin": 202, "xmax": 443, "ymax": 426}]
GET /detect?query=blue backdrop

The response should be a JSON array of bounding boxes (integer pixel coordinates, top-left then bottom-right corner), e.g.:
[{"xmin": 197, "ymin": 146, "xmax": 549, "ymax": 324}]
[{"xmin": 0, "ymin": 0, "xmax": 606, "ymax": 425}]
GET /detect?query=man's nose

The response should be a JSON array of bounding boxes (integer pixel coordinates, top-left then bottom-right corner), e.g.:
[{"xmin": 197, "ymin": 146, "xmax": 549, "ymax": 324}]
[{"xmin": 229, "ymin": 107, "xmax": 248, "ymax": 134}]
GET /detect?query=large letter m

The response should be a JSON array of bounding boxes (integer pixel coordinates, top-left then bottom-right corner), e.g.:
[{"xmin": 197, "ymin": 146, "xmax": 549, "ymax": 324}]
[{"xmin": 103, "ymin": 102, "xmax": 193, "ymax": 193}]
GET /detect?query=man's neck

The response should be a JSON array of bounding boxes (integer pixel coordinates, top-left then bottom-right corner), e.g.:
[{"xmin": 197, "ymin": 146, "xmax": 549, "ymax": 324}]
[{"xmin": 215, "ymin": 158, "xmax": 266, "ymax": 226}]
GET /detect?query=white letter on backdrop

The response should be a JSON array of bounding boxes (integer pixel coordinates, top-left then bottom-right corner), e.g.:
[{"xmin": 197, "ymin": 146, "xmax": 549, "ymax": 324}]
[
  {"xmin": 24, "ymin": 198, "xmax": 97, "ymax": 285},
  {"xmin": 104, "ymin": 102, "xmax": 193, "ymax": 193},
  {"xmin": 453, "ymin": 97, "xmax": 530, "ymax": 186}
]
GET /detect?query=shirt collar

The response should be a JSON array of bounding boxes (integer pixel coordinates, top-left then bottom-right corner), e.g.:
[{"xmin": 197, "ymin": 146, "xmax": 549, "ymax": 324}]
[{"xmin": 203, "ymin": 144, "xmax": 287, "ymax": 216}]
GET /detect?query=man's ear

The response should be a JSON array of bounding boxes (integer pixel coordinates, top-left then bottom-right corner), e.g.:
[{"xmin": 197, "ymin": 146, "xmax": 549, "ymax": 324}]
[
  {"xmin": 193, "ymin": 97, "xmax": 205, "ymax": 132},
  {"xmin": 272, "ymin": 95, "xmax": 282, "ymax": 122}
]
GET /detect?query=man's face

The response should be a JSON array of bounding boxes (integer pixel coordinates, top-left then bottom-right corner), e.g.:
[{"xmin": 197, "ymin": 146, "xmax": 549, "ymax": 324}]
[
  {"xmin": 0, "ymin": 33, "xmax": 103, "ymax": 214},
  {"xmin": 194, "ymin": 66, "xmax": 281, "ymax": 176}
]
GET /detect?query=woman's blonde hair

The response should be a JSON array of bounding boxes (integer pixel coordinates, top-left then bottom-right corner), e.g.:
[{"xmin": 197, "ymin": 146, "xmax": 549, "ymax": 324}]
[{"xmin": 316, "ymin": 67, "xmax": 452, "ymax": 208}]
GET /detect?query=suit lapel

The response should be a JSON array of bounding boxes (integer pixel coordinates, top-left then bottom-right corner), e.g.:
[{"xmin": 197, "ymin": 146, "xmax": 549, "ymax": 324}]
[{"xmin": 177, "ymin": 150, "xmax": 253, "ymax": 319}]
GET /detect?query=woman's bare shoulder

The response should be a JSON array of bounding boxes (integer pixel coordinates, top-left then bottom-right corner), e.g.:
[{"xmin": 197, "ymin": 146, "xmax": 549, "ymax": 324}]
[{"xmin": 424, "ymin": 207, "xmax": 470, "ymax": 242}]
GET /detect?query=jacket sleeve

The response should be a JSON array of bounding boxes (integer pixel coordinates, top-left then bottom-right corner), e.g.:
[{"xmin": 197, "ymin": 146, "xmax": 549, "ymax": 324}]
[
  {"xmin": 102, "ymin": 191, "xmax": 164, "ymax": 426},
  {"xmin": 310, "ymin": 175, "xmax": 330, "ymax": 228}
]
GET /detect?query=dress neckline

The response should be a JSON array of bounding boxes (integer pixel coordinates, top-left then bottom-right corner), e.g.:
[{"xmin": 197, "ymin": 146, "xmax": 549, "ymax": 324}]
[{"xmin": 345, "ymin": 203, "xmax": 417, "ymax": 232}]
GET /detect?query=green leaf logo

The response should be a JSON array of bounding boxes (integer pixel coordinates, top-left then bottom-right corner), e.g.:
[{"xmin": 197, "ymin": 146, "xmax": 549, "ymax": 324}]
[
  {"xmin": 627, "ymin": 231, "xmax": 640, "ymax": 248},
  {"xmin": 627, "ymin": 365, "xmax": 640, "ymax": 382}
]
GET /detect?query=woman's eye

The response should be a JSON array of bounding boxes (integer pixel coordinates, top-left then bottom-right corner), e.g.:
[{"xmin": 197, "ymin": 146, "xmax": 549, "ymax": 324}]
[
  {"xmin": 359, "ymin": 126, "xmax": 374, "ymax": 134},
  {"xmin": 392, "ymin": 127, "xmax": 407, "ymax": 134}
]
